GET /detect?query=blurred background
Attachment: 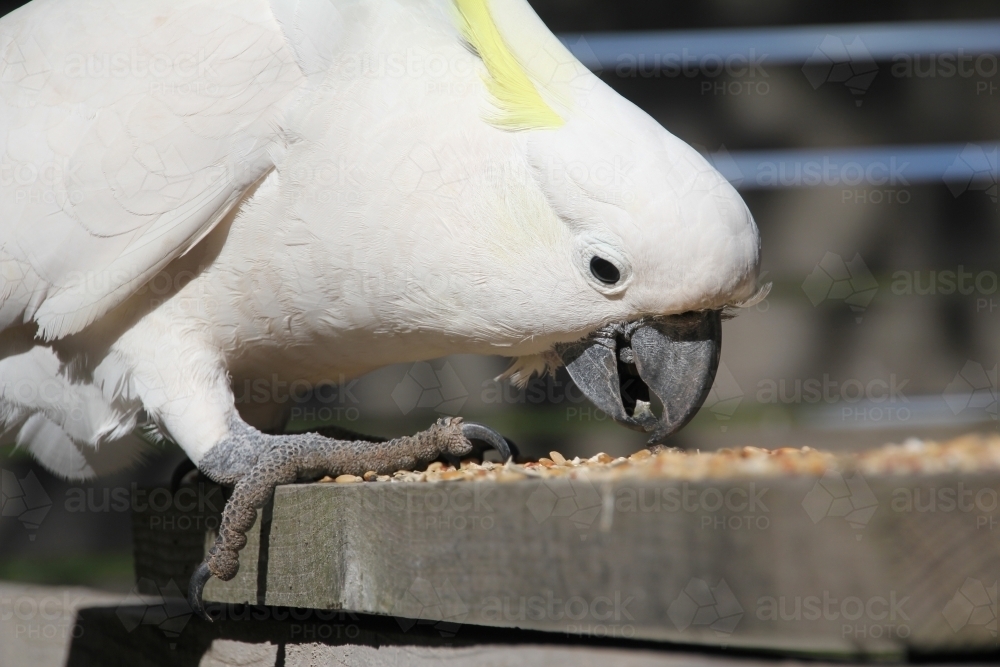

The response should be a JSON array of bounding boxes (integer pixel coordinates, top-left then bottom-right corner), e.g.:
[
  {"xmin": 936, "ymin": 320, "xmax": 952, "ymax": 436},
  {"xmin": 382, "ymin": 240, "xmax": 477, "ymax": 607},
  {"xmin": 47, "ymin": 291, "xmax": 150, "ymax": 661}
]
[{"xmin": 1, "ymin": 0, "xmax": 997, "ymax": 592}]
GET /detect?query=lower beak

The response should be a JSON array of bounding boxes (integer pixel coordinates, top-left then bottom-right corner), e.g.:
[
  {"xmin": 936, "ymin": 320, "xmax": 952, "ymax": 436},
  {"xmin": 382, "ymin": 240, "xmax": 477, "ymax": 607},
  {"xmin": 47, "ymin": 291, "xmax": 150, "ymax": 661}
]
[{"xmin": 557, "ymin": 310, "xmax": 722, "ymax": 444}]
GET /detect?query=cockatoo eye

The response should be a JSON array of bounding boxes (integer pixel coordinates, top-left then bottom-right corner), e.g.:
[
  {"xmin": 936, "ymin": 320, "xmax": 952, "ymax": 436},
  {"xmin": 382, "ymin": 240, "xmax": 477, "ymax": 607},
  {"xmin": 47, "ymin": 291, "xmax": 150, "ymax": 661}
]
[
  {"xmin": 575, "ymin": 237, "xmax": 632, "ymax": 295},
  {"xmin": 589, "ymin": 256, "xmax": 621, "ymax": 284}
]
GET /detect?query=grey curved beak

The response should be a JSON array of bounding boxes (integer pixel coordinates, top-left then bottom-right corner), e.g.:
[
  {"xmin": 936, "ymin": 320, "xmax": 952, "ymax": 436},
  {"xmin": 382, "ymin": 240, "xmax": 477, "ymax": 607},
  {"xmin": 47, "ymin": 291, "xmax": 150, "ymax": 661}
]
[{"xmin": 557, "ymin": 311, "xmax": 722, "ymax": 444}]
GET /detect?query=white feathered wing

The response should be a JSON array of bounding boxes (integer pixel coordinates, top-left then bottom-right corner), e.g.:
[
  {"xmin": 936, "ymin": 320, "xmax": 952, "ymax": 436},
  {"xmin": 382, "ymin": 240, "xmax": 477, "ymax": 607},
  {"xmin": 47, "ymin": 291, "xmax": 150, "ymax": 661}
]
[{"xmin": 0, "ymin": 0, "xmax": 335, "ymax": 477}]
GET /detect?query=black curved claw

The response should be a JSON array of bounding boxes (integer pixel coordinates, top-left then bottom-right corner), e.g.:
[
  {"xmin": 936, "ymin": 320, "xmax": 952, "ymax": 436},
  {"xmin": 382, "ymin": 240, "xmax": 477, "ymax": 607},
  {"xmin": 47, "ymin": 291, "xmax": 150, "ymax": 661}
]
[
  {"xmin": 188, "ymin": 561, "xmax": 213, "ymax": 621},
  {"xmin": 461, "ymin": 423, "xmax": 515, "ymax": 462}
]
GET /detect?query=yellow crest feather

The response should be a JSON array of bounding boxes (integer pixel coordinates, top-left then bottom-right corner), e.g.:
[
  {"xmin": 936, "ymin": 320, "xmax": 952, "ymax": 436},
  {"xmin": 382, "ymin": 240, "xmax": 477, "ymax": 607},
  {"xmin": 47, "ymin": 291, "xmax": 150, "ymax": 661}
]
[{"xmin": 453, "ymin": 0, "xmax": 564, "ymax": 130}]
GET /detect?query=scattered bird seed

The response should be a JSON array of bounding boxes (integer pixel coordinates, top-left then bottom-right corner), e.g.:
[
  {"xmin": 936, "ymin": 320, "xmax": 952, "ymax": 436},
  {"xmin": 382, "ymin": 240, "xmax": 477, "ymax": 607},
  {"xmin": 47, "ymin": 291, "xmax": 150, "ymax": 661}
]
[{"xmin": 312, "ymin": 433, "xmax": 1000, "ymax": 486}]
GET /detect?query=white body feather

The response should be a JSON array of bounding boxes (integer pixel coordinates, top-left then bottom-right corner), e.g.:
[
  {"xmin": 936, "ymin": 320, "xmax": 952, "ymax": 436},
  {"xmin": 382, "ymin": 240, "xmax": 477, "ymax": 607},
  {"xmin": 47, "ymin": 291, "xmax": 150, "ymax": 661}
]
[{"xmin": 0, "ymin": 0, "xmax": 761, "ymax": 477}]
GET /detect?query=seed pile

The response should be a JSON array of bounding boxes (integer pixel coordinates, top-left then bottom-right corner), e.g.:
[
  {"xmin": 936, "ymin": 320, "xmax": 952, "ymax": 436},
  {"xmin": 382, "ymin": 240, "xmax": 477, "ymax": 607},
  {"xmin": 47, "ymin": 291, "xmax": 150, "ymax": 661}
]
[{"xmin": 317, "ymin": 432, "xmax": 1000, "ymax": 485}]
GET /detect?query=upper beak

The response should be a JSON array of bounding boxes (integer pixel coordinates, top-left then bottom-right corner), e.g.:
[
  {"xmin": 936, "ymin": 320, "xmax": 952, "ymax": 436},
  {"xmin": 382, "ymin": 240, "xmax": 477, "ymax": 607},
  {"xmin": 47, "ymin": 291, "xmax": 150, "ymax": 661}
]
[{"xmin": 557, "ymin": 310, "xmax": 722, "ymax": 444}]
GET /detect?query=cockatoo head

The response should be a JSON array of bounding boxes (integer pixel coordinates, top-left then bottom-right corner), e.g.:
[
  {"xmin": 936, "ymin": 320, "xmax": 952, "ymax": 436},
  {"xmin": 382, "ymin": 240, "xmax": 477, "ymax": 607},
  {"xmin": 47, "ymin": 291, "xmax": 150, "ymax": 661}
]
[
  {"xmin": 523, "ymin": 105, "xmax": 762, "ymax": 443},
  {"xmin": 444, "ymin": 0, "xmax": 763, "ymax": 443}
]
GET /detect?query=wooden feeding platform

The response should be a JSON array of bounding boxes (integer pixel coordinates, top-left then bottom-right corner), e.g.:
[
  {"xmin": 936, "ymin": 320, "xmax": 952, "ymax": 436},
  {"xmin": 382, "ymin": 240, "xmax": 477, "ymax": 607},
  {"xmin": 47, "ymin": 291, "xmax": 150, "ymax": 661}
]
[{"xmin": 127, "ymin": 433, "xmax": 1000, "ymax": 660}]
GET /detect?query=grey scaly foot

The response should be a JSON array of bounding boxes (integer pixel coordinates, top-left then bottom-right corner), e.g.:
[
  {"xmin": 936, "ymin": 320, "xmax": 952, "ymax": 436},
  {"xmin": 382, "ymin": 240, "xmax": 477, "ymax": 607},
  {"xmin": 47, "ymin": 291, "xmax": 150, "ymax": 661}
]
[
  {"xmin": 305, "ymin": 423, "xmax": 520, "ymax": 463},
  {"xmin": 188, "ymin": 415, "xmax": 510, "ymax": 620}
]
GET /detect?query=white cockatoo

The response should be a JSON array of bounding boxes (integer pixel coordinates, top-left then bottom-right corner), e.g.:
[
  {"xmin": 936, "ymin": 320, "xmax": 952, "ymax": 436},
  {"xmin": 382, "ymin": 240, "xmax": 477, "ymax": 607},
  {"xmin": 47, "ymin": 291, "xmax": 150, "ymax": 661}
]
[{"xmin": 0, "ymin": 0, "xmax": 762, "ymax": 614}]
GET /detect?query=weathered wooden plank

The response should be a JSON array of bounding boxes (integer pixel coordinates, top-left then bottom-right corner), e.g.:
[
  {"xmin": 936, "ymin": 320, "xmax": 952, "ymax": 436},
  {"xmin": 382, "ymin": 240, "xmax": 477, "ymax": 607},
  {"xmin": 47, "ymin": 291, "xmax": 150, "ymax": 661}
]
[{"xmin": 133, "ymin": 473, "xmax": 1000, "ymax": 657}]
